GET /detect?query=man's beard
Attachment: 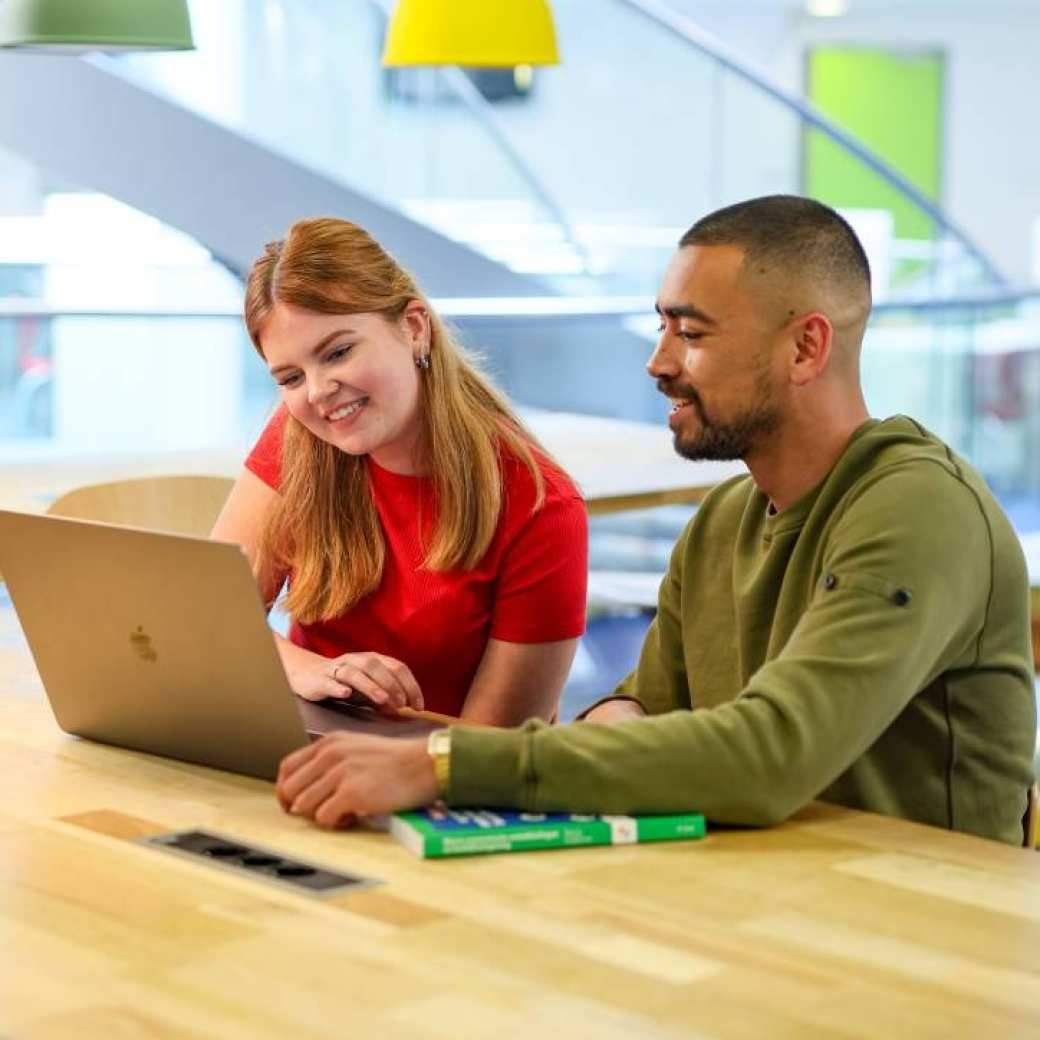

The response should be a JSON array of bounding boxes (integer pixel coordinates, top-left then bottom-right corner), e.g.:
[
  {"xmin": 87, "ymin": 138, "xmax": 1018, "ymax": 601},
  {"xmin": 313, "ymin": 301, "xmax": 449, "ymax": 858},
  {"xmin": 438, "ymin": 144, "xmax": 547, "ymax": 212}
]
[{"xmin": 662, "ymin": 378, "xmax": 779, "ymax": 461}]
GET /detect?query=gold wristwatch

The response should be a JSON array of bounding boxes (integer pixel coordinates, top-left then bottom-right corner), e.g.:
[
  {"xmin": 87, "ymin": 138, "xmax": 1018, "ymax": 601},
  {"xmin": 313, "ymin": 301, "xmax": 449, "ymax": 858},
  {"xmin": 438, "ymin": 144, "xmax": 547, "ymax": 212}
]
[{"xmin": 426, "ymin": 728, "xmax": 452, "ymax": 798}]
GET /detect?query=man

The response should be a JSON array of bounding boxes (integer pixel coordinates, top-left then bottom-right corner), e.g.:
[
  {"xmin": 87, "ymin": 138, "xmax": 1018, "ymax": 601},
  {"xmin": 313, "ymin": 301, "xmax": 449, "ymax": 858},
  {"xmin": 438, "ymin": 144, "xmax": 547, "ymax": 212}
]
[{"xmin": 277, "ymin": 195, "xmax": 1036, "ymax": 845}]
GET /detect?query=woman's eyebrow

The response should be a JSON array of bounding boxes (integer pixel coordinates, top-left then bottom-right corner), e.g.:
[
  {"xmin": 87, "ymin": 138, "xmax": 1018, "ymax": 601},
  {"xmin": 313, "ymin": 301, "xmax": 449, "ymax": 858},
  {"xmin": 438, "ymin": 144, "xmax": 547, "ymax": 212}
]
[{"xmin": 268, "ymin": 328, "xmax": 358, "ymax": 376}]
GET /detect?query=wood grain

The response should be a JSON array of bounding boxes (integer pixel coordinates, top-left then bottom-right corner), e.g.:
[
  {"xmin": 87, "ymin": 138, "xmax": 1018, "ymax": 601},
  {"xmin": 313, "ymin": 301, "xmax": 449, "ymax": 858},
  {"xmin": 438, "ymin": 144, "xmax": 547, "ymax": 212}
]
[{"xmin": 2, "ymin": 671, "xmax": 1040, "ymax": 1037}]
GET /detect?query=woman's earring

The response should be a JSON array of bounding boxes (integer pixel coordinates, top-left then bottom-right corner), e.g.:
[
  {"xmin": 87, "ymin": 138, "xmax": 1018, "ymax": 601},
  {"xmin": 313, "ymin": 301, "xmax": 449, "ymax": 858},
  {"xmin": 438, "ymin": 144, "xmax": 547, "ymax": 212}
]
[{"xmin": 415, "ymin": 353, "xmax": 431, "ymax": 371}]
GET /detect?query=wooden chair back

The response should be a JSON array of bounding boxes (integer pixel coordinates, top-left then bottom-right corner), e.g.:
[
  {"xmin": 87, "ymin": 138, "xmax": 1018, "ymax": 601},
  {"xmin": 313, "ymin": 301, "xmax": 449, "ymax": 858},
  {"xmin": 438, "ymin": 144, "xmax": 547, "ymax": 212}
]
[{"xmin": 45, "ymin": 475, "xmax": 233, "ymax": 537}]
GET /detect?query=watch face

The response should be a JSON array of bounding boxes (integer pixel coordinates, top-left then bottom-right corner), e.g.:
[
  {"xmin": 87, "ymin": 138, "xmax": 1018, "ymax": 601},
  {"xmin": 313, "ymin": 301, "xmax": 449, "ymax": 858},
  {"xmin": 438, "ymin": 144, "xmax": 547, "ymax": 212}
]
[
  {"xmin": 427, "ymin": 728, "xmax": 451, "ymax": 795},
  {"xmin": 428, "ymin": 728, "xmax": 451, "ymax": 755}
]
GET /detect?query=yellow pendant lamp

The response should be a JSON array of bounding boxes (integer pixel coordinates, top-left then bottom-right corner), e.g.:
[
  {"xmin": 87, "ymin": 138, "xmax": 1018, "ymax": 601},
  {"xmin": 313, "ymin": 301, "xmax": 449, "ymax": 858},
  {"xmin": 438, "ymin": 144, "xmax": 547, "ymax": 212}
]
[
  {"xmin": 0, "ymin": 0, "xmax": 194, "ymax": 53},
  {"xmin": 383, "ymin": 0, "xmax": 559, "ymax": 67}
]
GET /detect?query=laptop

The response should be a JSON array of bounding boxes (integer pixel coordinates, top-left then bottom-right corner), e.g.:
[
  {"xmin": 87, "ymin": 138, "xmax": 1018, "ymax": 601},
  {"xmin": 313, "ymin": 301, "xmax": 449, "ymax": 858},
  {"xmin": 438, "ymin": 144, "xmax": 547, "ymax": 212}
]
[{"xmin": 0, "ymin": 509, "xmax": 447, "ymax": 780}]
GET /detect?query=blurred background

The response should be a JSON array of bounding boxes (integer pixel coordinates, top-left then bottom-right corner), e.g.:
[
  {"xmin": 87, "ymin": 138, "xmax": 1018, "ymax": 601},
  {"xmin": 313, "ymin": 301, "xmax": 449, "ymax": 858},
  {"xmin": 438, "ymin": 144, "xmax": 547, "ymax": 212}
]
[{"xmin": 1, "ymin": 0, "xmax": 1038, "ymax": 717}]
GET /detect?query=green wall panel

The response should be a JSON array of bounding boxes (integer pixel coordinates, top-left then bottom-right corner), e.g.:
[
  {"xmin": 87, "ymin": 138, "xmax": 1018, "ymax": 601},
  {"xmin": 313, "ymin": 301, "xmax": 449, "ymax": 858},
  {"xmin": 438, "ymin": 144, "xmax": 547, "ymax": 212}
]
[{"xmin": 804, "ymin": 48, "xmax": 943, "ymax": 241}]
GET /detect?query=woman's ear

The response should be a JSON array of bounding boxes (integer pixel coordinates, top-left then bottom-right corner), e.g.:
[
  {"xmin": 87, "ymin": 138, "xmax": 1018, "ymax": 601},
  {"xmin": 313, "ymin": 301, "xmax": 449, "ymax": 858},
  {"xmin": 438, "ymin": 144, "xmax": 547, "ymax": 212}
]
[{"xmin": 400, "ymin": 299, "xmax": 431, "ymax": 354}]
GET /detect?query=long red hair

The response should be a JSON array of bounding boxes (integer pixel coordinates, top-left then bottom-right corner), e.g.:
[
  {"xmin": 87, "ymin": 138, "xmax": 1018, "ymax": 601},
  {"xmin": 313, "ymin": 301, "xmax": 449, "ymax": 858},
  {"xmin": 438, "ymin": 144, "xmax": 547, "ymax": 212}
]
[{"xmin": 244, "ymin": 217, "xmax": 549, "ymax": 624}]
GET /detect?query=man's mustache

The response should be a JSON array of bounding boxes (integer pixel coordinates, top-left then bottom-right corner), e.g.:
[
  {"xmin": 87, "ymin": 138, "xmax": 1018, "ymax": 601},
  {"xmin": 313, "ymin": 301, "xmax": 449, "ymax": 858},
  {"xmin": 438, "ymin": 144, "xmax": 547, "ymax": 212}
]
[{"xmin": 656, "ymin": 379, "xmax": 700, "ymax": 405}]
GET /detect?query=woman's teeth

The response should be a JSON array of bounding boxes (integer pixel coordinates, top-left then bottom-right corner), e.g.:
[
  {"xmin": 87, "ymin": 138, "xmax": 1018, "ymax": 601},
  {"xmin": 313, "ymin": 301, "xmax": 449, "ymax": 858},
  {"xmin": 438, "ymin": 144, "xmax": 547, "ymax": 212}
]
[{"xmin": 328, "ymin": 399, "xmax": 365, "ymax": 421}]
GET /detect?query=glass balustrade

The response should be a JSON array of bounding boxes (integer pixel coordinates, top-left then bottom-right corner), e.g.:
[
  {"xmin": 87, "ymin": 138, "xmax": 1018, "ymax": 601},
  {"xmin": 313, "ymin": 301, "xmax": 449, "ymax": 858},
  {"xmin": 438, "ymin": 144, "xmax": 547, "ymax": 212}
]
[
  {"xmin": 0, "ymin": 310, "xmax": 269, "ymax": 457},
  {"xmin": 864, "ymin": 295, "xmax": 1040, "ymax": 524},
  {"xmin": 2, "ymin": 296, "xmax": 1038, "ymax": 511}
]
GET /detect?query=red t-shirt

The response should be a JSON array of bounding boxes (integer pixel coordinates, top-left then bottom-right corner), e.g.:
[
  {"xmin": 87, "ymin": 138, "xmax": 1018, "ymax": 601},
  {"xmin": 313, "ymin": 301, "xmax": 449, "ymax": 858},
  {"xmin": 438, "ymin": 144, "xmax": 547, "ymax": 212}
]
[{"xmin": 245, "ymin": 408, "xmax": 588, "ymax": 716}]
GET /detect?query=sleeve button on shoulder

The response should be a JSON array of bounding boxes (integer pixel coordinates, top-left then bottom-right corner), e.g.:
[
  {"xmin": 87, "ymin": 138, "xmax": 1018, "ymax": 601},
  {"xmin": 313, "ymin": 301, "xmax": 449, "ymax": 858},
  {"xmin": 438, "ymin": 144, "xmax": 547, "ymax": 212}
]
[
  {"xmin": 823, "ymin": 573, "xmax": 838, "ymax": 590},
  {"xmin": 893, "ymin": 588, "xmax": 912, "ymax": 606}
]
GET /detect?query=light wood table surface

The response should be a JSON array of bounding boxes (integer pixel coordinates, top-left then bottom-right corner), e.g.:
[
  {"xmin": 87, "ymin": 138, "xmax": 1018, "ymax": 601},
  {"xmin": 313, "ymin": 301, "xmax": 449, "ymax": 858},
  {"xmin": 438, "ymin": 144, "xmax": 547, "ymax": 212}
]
[
  {"xmin": 2, "ymin": 627, "xmax": 1040, "ymax": 1039},
  {"xmin": 525, "ymin": 411, "xmax": 745, "ymax": 515},
  {"xmin": 0, "ymin": 410, "xmax": 745, "ymax": 517}
]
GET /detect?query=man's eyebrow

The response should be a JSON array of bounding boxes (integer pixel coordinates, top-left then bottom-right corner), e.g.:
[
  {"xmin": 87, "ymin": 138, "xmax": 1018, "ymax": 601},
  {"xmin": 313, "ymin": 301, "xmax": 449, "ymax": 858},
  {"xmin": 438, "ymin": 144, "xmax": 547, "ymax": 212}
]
[
  {"xmin": 654, "ymin": 302, "xmax": 718, "ymax": 325},
  {"xmin": 268, "ymin": 328, "xmax": 357, "ymax": 375}
]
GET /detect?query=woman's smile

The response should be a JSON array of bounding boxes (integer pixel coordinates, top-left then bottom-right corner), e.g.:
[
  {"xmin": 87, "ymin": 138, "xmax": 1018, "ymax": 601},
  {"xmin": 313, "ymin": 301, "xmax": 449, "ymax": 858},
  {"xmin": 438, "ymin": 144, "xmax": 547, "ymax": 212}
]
[{"xmin": 324, "ymin": 396, "xmax": 369, "ymax": 427}]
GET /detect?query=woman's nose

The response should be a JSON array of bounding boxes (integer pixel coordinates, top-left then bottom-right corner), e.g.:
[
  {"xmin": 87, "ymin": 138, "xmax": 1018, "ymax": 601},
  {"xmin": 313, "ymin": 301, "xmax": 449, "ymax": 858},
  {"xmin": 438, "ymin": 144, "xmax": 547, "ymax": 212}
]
[{"xmin": 308, "ymin": 376, "xmax": 340, "ymax": 404}]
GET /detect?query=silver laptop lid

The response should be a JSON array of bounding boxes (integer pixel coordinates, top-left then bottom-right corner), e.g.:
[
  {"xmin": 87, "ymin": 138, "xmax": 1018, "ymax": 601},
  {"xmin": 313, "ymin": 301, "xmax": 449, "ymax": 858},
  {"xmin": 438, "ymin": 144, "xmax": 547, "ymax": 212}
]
[{"xmin": 0, "ymin": 509, "xmax": 308, "ymax": 779}]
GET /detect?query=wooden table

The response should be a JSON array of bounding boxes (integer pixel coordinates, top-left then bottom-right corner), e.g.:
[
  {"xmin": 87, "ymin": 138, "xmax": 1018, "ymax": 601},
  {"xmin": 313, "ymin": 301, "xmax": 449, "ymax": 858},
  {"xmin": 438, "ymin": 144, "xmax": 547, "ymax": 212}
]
[
  {"xmin": 2, "ymin": 636, "xmax": 1040, "ymax": 1038},
  {"xmin": 524, "ymin": 411, "xmax": 745, "ymax": 515},
  {"xmin": 0, "ymin": 410, "xmax": 745, "ymax": 517}
]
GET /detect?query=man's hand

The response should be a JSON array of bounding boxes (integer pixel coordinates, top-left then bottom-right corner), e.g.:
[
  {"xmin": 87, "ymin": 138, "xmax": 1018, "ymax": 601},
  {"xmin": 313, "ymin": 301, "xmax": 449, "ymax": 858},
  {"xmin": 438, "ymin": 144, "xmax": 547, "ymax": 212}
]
[
  {"xmin": 276, "ymin": 732, "xmax": 438, "ymax": 828},
  {"xmin": 582, "ymin": 699, "xmax": 647, "ymax": 724}
]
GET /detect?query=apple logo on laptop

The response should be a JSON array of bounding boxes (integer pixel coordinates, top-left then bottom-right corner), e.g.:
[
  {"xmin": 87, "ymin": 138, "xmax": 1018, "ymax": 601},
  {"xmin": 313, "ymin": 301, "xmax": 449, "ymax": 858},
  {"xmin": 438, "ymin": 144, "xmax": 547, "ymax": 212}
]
[{"xmin": 130, "ymin": 625, "xmax": 158, "ymax": 664}]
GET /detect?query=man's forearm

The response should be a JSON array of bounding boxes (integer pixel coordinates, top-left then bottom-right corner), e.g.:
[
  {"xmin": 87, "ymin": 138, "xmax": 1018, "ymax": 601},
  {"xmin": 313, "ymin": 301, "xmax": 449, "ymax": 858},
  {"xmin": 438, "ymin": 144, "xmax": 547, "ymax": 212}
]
[{"xmin": 445, "ymin": 706, "xmax": 803, "ymax": 824}]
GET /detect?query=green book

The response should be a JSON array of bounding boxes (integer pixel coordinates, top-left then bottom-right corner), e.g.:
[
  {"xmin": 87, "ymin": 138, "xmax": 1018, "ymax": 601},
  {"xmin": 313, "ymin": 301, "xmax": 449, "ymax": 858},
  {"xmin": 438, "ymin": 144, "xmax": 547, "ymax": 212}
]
[{"xmin": 387, "ymin": 807, "xmax": 707, "ymax": 859}]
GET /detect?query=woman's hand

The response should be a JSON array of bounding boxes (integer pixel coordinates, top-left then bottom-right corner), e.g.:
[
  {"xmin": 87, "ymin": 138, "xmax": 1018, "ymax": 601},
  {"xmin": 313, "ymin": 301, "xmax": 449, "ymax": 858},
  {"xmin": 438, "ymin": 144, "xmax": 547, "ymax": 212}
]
[{"xmin": 288, "ymin": 649, "xmax": 425, "ymax": 712}]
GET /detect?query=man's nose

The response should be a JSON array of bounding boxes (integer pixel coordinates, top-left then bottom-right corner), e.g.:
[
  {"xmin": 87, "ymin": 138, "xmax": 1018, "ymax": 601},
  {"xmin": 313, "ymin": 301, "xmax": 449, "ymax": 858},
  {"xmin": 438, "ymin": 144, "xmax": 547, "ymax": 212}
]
[{"xmin": 646, "ymin": 335, "xmax": 679, "ymax": 380}]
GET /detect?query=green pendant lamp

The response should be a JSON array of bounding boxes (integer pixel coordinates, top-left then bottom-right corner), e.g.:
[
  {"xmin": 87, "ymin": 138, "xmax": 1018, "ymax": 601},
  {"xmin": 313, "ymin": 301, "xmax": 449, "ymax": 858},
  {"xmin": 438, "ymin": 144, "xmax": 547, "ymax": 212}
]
[
  {"xmin": 382, "ymin": 0, "xmax": 559, "ymax": 67},
  {"xmin": 0, "ymin": 0, "xmax": 194, "ymax": 53}
]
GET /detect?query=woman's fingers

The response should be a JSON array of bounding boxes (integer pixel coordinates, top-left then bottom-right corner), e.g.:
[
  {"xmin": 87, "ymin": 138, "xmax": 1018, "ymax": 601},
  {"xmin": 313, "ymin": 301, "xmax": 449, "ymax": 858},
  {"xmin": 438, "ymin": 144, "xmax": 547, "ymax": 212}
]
[
  {"xmin": 383, "ymin": 656, "xmax": 424, "ymax": 711},
  {"xmin": 335, "ymin": 662, "xmax": 392, "ymax": 708},
  {"xmin": 331, "ymin": 654, "xmax": 423, "ymax": 711},
  {"xmin": 313, "ymin": 675, "xmax": 355, "ymax": 702},
  {"xmin": 323, "ymin": 658, "xmax": 352, "ymax": 699},
  {"xmin": 290, "ymin": 659, "xmax": 355, "ymax": 703},
  {"xmin": 289, "ymin": 651, "xmax": 424, "ymax": 710},
  {"xmin": 364, "ymin": 655, "xmax": 421, "ymax": 711}
]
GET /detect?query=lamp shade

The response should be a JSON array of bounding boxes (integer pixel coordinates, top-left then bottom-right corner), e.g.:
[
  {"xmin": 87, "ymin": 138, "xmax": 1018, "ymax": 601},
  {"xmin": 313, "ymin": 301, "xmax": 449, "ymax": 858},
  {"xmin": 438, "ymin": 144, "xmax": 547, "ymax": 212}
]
[
  {"xmin": 382, "ymin": 0, "xmax": 559, "ymax": 67},
  {"xmin": 0, "ymin": 0, "xmax": 194, "ymax": 53}
]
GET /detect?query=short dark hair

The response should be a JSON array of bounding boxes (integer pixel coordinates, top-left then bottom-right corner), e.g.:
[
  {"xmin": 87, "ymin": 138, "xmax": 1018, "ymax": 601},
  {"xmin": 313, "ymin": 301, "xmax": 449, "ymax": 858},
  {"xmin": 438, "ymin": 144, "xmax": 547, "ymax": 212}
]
[{"xmin": 679, "ymin": 195, "xmax": 871, "ymax": 297}]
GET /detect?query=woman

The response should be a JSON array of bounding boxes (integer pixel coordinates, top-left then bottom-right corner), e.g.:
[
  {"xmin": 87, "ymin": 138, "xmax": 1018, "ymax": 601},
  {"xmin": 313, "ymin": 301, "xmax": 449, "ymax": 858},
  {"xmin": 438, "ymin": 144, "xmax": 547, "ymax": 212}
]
[{"xmin": 212, "ymin": 218, "xmax": 587, "ymax": 725}]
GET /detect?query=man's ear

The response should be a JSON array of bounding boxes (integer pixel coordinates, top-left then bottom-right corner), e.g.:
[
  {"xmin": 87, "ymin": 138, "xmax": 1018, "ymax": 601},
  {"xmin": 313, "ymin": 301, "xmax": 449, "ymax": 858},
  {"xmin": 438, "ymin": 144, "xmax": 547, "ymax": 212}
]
[{"xmin": 788, "ymin": 312, "xmax": 834, "ymax": 387}]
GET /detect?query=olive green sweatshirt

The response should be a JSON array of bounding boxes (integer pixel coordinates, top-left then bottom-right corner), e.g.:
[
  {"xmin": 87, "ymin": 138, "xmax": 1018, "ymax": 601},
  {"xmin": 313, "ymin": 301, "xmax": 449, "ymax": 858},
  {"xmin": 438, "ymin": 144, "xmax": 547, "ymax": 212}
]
[{"xmin": 447, "ymin": 417, "xmax": 1037, "ymax": 845}]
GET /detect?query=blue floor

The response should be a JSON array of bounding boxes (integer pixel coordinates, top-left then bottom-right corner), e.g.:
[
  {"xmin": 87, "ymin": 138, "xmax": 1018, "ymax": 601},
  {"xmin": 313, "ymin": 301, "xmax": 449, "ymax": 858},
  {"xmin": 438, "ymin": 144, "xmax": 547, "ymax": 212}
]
[{"xmin": 559, "ymin": 611, "xmax": 654, "ymax": 720}]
